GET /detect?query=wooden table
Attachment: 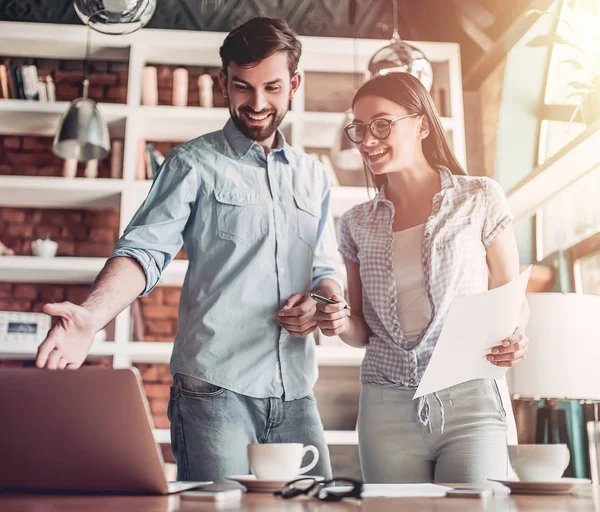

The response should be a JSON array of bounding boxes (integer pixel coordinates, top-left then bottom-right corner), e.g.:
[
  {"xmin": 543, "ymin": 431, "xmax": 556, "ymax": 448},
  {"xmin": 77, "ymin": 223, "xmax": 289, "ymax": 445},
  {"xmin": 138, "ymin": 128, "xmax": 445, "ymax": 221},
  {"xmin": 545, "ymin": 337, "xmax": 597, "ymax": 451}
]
[{"xmin": 2, "ymin": 487, "xmax": 599, "ymax": 512}]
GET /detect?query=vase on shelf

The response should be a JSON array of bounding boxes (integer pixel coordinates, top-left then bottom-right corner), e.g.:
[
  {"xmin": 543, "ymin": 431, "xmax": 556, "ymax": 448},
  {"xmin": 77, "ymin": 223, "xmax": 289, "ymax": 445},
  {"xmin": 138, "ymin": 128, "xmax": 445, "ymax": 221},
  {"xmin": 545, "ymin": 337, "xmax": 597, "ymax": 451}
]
[
  {"xmin": 172, "ymin": 68, "xmax": 188, "ymax": 107},
  {"xmin": 62, "ymin": 158, "xmax": 77, "ymax": 178},
  {"xmin": 31, "ymin": 235, "xmax": 58, "ymax": 258}
]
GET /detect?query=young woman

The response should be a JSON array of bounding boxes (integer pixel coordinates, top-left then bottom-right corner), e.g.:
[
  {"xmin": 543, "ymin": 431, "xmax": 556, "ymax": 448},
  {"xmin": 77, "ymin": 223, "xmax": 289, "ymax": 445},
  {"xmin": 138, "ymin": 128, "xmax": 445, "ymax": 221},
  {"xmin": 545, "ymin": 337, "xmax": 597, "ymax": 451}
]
[{"xmin": 314, "ymin": 73, "xmax": 529, "ymax": 483}]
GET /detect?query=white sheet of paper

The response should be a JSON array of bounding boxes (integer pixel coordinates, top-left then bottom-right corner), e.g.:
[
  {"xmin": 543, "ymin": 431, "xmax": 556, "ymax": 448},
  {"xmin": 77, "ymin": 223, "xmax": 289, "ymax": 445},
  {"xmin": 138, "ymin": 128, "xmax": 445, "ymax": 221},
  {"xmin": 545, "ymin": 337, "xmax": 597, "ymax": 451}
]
[
  {"xmin": 413, "ymin": 266, "xmax": 531, "ymax": 399},
  {"xmin": 361, "ymin": 483, "xmax": 452, "ymax": 497}
]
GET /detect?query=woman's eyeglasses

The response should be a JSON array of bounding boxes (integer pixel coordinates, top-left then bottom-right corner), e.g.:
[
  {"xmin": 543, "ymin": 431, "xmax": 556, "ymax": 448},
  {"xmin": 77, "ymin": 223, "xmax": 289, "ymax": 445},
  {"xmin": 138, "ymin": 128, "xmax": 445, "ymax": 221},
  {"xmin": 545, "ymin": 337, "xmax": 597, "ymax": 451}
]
[
  {"xmin": 274, "ymin": 477, "xmax": 363, "ymax": 502},
  {"xmin": 344, "ymin": 113, "xmax": 419, "ymax": 144}
]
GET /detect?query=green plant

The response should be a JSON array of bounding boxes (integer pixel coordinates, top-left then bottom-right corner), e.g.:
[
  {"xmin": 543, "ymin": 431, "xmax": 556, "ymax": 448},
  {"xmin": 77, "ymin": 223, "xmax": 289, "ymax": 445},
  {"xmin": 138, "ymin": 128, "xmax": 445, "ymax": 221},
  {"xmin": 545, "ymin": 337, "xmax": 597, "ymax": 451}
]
[{"xmin": 526, "ymin": 0, "xmax": 600, "ymax": 124}]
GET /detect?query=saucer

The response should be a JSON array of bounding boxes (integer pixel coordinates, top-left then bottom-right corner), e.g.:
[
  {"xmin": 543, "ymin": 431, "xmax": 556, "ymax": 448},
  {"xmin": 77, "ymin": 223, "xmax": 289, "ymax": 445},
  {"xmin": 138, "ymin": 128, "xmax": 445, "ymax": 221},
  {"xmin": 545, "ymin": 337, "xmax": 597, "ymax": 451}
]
[
  {"xmin": 489, "ymin": 478, "xmax": 591, "ymax": 495},
  {"xmin": 227, "ymin": 475, "xmax": 323, "ymax": 493}
]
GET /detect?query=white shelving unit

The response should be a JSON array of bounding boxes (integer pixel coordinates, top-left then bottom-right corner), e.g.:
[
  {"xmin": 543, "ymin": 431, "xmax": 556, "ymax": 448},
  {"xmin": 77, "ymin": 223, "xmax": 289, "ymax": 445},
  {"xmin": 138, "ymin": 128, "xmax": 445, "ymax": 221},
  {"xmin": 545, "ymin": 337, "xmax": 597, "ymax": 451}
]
[
  {"xmin": 0, "ymin": 22, "xmax": 465, "ymax": 445},
  {"xmin": 152, "ymin": 427, "xmax": 358, "ymax": 446},
  {"xmin": 0, "ymin": 175, "xmax": 124, "ymax": 209}
]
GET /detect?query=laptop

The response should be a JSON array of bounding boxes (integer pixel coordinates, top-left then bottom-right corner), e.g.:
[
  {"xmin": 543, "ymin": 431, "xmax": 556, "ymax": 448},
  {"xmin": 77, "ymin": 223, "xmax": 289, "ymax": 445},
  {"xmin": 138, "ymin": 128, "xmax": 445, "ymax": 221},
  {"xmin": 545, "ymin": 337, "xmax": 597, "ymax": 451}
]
[{"xmin": 0, "ymin": 366, "xmax": 211, "ymax": 494}]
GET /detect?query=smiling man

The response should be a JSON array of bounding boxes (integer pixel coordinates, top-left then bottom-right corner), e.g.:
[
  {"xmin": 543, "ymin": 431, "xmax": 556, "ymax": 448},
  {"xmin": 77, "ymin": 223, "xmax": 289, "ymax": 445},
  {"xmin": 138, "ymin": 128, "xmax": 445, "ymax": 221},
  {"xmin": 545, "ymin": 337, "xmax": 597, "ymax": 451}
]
[{"xmin": 35, "ymin": 17, "xmax": 343, "ymax": 482}]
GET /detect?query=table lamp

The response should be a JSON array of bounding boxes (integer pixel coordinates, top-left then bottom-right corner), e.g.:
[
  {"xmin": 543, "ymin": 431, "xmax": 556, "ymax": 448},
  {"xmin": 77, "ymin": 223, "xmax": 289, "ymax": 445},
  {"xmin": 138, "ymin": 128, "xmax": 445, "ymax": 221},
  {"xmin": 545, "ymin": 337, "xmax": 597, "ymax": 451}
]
[{"xmin": 510, "ymin": 293, "xmax": 600, "ymax": 476}]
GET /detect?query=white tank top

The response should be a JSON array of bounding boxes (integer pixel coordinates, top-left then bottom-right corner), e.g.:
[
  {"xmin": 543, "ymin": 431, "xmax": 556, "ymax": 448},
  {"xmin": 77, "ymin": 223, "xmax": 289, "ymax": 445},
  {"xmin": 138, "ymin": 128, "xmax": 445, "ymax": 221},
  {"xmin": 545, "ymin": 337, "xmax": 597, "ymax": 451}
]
[{"xmin": 393, "ymin": 224, "xmax": 432, "ymax": 344}]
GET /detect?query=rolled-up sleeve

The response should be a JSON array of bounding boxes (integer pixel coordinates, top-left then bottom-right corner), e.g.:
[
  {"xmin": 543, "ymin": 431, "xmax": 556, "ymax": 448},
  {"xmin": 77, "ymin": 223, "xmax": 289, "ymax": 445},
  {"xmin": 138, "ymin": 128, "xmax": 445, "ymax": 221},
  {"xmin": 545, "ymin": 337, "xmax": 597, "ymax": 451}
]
[
  {"xmin": 311, "ymin": 169, "xmax": 345, "ymax": 292},
  {"xmin": 338, "ymin": 210, "xmax": 359, "ymax": 263},
  {"xmin": 481, "ymin": 177, "xmax": 513, "ymax": 248},
  {"xmin": 109, "ymin": 147, "xmax": 199, "ymax": 296}
]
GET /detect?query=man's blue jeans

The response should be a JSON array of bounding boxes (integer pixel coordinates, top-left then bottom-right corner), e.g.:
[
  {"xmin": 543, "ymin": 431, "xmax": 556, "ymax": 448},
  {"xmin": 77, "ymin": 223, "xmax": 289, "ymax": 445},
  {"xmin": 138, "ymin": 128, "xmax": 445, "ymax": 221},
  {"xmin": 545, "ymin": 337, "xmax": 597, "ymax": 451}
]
[{"xmin": 167, "ymin": 373, "xmax": 333, "ymax": 482}]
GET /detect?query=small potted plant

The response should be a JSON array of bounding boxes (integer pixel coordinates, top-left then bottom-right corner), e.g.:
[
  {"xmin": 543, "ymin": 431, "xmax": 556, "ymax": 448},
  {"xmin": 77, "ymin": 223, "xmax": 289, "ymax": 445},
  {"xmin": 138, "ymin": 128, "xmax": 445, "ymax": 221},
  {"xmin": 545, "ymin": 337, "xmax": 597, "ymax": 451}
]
[{"xmin": 526, "ymin": 1, "xmax": 600, "ymax": 125}]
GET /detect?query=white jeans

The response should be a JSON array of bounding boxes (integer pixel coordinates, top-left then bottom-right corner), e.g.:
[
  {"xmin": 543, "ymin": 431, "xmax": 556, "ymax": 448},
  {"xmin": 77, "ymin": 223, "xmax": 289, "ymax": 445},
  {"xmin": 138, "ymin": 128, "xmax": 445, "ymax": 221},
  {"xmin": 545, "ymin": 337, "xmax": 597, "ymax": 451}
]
[{"xmin": 358, "ymin": 378, "xmax": 516, "ymax": 483}]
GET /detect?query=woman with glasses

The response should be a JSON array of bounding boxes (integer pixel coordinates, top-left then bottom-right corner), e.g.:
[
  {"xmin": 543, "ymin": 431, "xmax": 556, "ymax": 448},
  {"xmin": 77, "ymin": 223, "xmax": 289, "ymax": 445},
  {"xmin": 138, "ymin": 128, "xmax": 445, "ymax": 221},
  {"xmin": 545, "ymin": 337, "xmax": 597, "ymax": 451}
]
[{"xmin": 314, "ymin": 73, "xmax": 529, "ymax": 483}]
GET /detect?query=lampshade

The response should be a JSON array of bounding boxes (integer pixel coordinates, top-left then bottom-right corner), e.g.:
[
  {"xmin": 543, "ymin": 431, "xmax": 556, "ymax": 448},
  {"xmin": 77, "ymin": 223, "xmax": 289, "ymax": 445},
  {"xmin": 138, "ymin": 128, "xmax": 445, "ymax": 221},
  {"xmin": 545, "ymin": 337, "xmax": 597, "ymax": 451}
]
[
  {"xmin": 510, "ymin": 293, "xmax": 600, "ymax": 400},
  {"xmin": 74, "ymin": 0, "xmax": 156, "ymax": 35},
  {"xmin": 329, "ymin": 110, "xmax": 364, "ymax": 172},
  {"xmin": 368, "ymin": 37, "xmax": 434, "ymax": 92},
  {"xmin": 52, "ymin": 96, "xmax": 110, "ymax": 161}
]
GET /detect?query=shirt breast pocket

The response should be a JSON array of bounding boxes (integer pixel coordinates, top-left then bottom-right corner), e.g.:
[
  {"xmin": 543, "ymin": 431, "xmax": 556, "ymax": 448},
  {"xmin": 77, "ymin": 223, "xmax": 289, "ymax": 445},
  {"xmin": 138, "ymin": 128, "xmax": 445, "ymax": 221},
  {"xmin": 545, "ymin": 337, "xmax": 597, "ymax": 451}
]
[
  {"xmin": 294, "ymin": 193, "xmax": 321, "ymax": 248},
  {"xmin": 436, "ymin": 216, "xmax": 478, "ymax": 253},
  {"xmin": 214, "ymin": 189, "xmax": 268, "ymax": 244}
]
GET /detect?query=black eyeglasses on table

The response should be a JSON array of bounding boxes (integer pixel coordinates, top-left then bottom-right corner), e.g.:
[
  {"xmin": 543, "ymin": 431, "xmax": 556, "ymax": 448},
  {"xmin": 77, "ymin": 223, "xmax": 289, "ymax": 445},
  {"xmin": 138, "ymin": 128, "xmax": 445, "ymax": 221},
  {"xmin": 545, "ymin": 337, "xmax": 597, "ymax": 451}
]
[{"xmin": 274, "ymin": 477, "xmax": 363, "ymax": 502}]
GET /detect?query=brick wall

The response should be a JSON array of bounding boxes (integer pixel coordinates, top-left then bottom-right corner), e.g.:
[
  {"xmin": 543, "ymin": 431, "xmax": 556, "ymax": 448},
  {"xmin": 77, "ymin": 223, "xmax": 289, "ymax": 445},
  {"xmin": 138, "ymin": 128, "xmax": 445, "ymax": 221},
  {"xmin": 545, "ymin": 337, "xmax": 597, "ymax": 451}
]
[
  {"xmin": 0, "ymin": 57, "xmax": 128, "ymax": 104},
  {"xmin": 136, "ymin": 287, "xmax": 181, "ymax": 342},
  {"xmin": 0, "ymin": 282, "xmax": 89, "ymax": 312},
  {"xmin": 135, "ymin": 362, "xmax": 172, "ymax": 429},
  {"xmin": 0, "ymin": 135, "xmax": 122, "ymax": 179},
  {"xmin": 0, "ymin": 206, "xmax": 119, "ymax": 257}
]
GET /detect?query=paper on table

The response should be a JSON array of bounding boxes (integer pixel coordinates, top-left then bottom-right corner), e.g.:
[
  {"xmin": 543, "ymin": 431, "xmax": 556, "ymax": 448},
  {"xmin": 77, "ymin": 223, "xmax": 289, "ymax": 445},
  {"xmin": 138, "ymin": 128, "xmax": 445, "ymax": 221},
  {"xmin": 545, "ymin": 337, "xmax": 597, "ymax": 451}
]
[
  {"xmin": 413, "ymin": 266, "xmax": 531, "ymax": 399},
  {"xmin": 361, "ymin": 483, "xmax": 452, "ymax": 497}
]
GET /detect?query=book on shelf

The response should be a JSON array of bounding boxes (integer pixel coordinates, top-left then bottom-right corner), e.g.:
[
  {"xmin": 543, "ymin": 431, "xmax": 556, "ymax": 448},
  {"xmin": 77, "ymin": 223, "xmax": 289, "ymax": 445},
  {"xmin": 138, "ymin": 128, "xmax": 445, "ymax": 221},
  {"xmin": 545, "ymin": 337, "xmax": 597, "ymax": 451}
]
[
  {"xmin": 21, "ymin": 65, "xmax": 39, "ymax": 100},
  {"xmin": 136, "ymin": 139, "xmax": 147, "ymax": 180},
  {"xmin": 144, "ymin": 142, "xmax": 153, "ymax": 179},
  {"xmin": 37, "ymin": 79, "xmax": 47, "ymax": 102},
  {"xmin": 0, "ymin": 65, "xmax": 9, "ymax": 99},
  {"xmin": 46, "ymin": 76, "xmax": 56, "ymax": 102},
  {"xmin": 10, "ymin": 66, "xmax": 24, "ymax": 99},
  {"xmin": 110, "ymin": 140, "xmax": 123, "ymax": 179},
  {"xmin": 0, "ymin": 64, "xmax": 55, "ymax": 102},
  {"xmin": 143, "ymin": 142, "xmax": 165, "ymax": 180}
]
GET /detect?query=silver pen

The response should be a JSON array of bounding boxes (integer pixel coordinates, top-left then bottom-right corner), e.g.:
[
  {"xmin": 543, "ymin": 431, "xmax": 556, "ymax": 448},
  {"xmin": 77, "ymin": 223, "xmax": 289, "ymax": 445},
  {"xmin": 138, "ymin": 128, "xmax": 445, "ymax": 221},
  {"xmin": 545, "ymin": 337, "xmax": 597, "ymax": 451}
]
[{"xmin": 310, "ymin": 293, "xmax": 351, "ymax": 311}]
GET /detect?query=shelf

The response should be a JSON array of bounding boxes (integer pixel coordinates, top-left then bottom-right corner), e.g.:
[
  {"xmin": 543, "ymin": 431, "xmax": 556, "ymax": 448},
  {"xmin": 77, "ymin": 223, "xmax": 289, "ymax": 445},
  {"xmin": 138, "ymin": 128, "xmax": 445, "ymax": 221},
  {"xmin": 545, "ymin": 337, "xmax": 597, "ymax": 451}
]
[
  {"xmin": 324, "ymin": 430, "xmax": 359, "ymax": 445},
  {"xmin": 0, "ymin": 100, "xmax": 129, "ymax": 137},
  {"xmin": 0, "ymin": 256, "xmax": 106, "ymax": 283},
  {"xmin": 152, "ymin": 428, "xmax": 358, "ymax": 446},
  {"xmin": 0, "ymin": 340, "xmax": 117, "ymax": 359},
  {"xmin": 0, "ymin": 256, "xmax": 188, "ymax": 287},
  {"xmin": 0, "ymin": 338, "xmax": 363, "ymax": 368},
  {"xmin": 161, "ymin": 260, "xmax": 189, "ymax": 286},
  {"xmin": 136, "ymin": 106, "xmax": 298, "ymax": 142},
  {"xmin": 0, "ymin": 176, "xmax": 123, "ymax": 210},
  {"xmin": 0, "ymin": 100, "xmax": 452, "ymax": 147},
  {"xmin": 126, "ymin": 341, "xmax": 173, "ymax": 363},
  {"xmin": 316, "ymin": 344, "xmax": 365, "ymax": 366},
  {"xmin": 330, "ymin": 187, "xmax": 371, "ymax": 217},
  {"xmin": 136, "ymin": 106, "xmax": 231, "ymax": 142},
  {"xmin": 125, "ymin": 341, "xmax": 363, "ymax": 366}
]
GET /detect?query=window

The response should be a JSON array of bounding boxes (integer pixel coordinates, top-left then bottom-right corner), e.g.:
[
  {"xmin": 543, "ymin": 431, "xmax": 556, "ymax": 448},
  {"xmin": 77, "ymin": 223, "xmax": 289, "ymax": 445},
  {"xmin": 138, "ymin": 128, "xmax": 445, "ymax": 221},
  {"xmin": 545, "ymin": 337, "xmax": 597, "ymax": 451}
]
[
  {"xmin": 568, "ymin": 232, "xmax": 600, "ymax": 294},
  {"xmin": 536, "ymin": 0, "xmax": 600, "ymax": 262}
]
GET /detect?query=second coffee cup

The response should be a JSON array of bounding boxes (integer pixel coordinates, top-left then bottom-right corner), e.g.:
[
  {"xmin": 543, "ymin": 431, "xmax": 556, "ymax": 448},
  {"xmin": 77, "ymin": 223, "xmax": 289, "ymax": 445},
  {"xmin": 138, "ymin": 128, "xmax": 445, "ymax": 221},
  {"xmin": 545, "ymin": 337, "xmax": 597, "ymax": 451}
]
[{"xmin": 247, "ymin": 443, "xmax": 320, "ymax": 481}]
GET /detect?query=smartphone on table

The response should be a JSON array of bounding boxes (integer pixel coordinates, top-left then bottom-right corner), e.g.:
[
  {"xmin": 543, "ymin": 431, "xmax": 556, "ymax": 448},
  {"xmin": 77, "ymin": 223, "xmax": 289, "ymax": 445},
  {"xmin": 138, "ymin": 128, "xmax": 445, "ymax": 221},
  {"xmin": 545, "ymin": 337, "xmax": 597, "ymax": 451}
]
[
  {"xmin": 446, "ymin": 487, "xmax": 493, "ymax": 498},
  {"xmin": 181, "ymin": 483, "xmax": 243, "ymax": 503}
]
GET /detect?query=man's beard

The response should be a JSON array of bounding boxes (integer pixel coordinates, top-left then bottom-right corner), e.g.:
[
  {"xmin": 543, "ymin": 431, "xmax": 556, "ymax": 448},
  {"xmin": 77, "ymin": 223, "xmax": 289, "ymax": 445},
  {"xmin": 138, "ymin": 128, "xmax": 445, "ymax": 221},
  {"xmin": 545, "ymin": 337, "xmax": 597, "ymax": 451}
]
[{"xmin": 230, "ymin": 105, "xmax": 287, "ymax": 143}]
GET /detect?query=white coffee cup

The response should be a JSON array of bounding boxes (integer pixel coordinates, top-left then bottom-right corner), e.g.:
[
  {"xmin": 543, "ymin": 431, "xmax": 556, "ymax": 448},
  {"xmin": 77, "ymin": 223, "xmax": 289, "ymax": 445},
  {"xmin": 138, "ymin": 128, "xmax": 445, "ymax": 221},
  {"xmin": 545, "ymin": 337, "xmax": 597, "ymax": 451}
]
[
  {"xmin": 508, "ymin": 444, "xmax": 570, "ymax": 481},
  {"xmin": 247, "ymin": 443, "xmax": 319, "ymax": 481}
]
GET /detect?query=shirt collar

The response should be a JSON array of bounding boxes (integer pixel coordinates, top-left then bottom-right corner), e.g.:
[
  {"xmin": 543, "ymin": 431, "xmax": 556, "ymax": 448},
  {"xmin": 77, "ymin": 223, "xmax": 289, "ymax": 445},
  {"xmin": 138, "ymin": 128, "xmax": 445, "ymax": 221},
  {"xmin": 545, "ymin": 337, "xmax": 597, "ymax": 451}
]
[
  {"xmin": 223, "ymin": 118, "xmax": 291, "ymax": 163},
  {"xmin": 372, "ymin": 165, "xmax": 456, "ymax": 208}
]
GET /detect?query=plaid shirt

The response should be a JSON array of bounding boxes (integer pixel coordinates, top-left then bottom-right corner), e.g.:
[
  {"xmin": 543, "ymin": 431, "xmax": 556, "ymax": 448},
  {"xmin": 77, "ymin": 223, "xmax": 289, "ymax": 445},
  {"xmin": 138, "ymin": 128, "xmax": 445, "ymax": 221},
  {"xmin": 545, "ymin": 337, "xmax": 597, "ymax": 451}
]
[{"xmin": 339, "ymin": 166, "xmax": 512, "ymax": 390}]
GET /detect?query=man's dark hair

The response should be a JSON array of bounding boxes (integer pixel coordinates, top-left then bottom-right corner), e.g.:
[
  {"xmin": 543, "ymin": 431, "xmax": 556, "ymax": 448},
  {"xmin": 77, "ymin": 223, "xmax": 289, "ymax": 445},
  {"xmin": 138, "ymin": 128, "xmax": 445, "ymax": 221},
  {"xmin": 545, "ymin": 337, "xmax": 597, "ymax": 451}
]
[{"xmin": 219, "ymin": 17, "xmax": 302, "ymax": 76}]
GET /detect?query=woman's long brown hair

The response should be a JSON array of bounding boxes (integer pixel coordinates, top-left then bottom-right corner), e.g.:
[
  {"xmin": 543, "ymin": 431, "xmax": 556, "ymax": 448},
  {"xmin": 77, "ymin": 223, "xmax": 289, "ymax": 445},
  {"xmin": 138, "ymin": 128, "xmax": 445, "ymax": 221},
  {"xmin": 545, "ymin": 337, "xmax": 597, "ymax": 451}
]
[{"xmin": 351, "ymin": 73, "xmax": 467, "ymax": 190}]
